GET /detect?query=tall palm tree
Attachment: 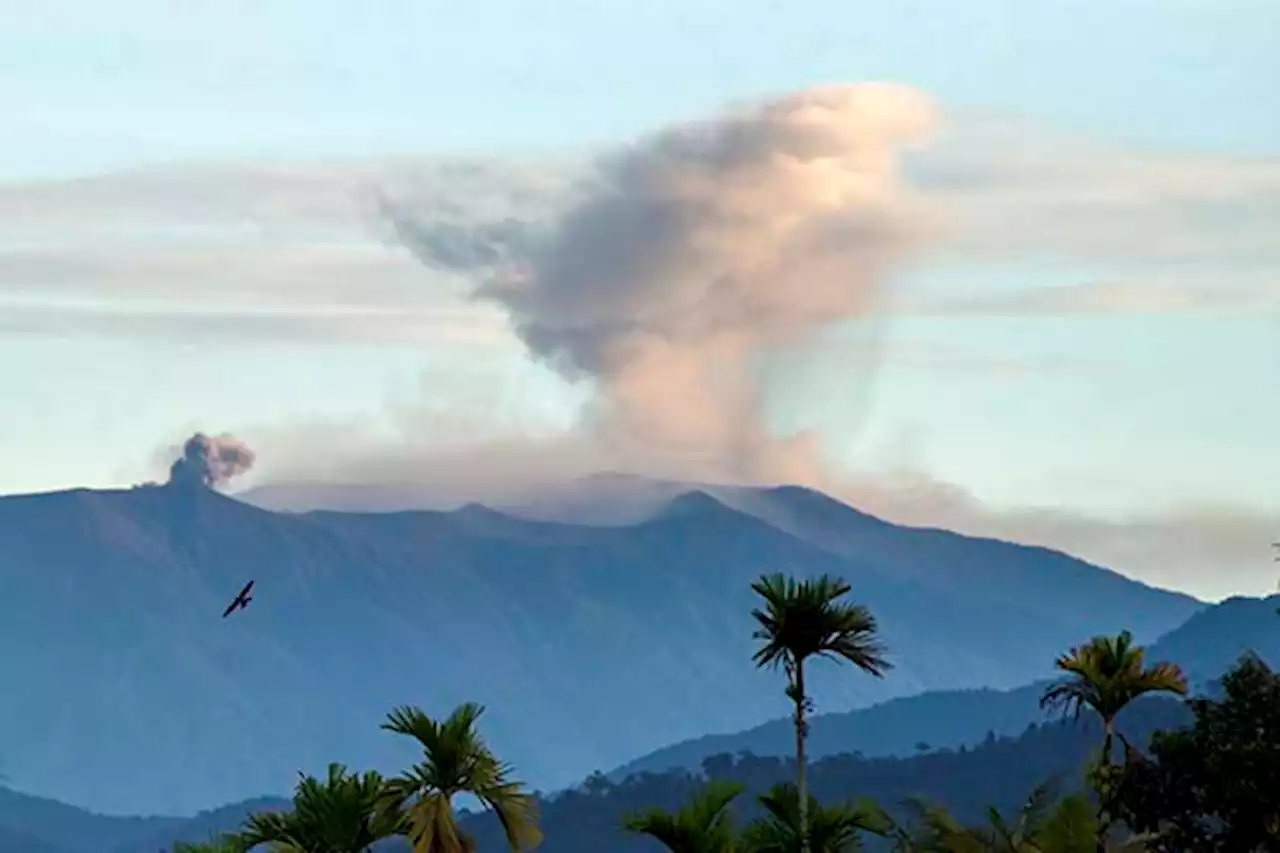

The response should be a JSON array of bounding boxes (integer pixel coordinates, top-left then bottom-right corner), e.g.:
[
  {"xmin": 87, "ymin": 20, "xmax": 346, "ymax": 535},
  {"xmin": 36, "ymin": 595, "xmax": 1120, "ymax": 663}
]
[
  {"xmin": 622, "ymin": 778, "xmax": 744, "ymax": 853},
  {"xmin": 1039, "ymin": 631, "xmax": 1187, "ymax": 853},
  {"xmin": 379, "ymin": 702, "xmax": 541, "ymax": 853},
  {"xmin": 235, "ymin": 762, "xmax": 401, "ymax": 853},
  {"xmin": 751, "ymin": 573, "xmax": 891, "ymax": 853},
  {"xmin": 741, "ymin": 783, "xmax": 885, "ymax": 853}
]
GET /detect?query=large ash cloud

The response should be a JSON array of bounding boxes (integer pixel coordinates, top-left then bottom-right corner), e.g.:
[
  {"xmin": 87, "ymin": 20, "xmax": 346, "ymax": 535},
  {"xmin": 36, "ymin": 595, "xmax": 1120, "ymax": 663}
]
[
  {"xmin": 168, "ymin": 433, "xmax": 256, "ymax": 490},
  {"xmin": 396, "ymin": 83, "xmax": 938, "ymax": 484}
]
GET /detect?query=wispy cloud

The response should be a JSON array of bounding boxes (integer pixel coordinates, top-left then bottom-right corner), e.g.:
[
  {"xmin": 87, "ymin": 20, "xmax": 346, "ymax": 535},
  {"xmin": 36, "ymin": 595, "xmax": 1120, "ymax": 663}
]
[
  {"xmin": 902, "ymin": 278, "xmax": 1280, "ymax": 317},
  {"xmin": 0, "ymin": 156, "xmax": 576, "ymax": 347},
  {"xmin": 832, "ymin": 467, "xmax": 1279, "ymax": 602},
  {"xmin": 0, "ymin": 298, "xmax": 512, "ymax": 347},
  {"xmin": 914, "ymin": 116, "xmax": 1280, "ymax": 270},
  {"xmin": 3, "ymin": 106, "xmax": 1275, "ymax": 350}
]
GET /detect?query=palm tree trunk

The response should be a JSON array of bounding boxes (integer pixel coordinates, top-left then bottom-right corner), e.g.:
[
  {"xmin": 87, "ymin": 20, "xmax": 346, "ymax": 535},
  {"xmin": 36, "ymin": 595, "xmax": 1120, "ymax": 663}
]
[
  {"xmin": 793, "ymin": 659, "xmax": 810, "ymax": 853},
  {"xmin": 1096, "ymin": 721, "xmax": 1115, "ymax": 853}
]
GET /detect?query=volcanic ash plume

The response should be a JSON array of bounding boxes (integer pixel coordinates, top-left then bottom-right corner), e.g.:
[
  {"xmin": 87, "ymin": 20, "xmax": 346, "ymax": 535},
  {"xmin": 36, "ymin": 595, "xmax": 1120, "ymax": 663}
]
[
  {"xmin": 168, "ymin": 433, "xmax": 257, "ymax": 490},
  {"xmin": 470, "ymin": 83, "xmax": 939, "ymax": 484}
]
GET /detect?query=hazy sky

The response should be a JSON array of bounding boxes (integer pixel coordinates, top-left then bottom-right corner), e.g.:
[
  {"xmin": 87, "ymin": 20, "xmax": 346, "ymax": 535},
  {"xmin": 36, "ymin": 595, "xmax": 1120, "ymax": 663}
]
[{"xmin": 2, "ymin": 0, "xmax": 1277, "ymax": 598}]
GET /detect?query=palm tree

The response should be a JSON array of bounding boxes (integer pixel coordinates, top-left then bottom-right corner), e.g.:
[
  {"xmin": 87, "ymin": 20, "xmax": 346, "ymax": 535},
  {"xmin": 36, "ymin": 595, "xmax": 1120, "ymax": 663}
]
[
  {"xmin": 741, "ymin": 783, "xmax": 885, "ymax": 853},
  {"xmin": 751, "ymin": 573, "xmax": 891, "ymax": 853},
  {"xmin": 622, "ymin": 778, "xmax": 744, "ymax": 853},
  {"xmin": 1039, "ymin": 631, "xmax": 1187, "ymax": 853},
  {"xmin": 1040, "ymin": 631, "xmax": 1188, "ymax": 760},
  {"xmin": 379, "ymin": 702, "xmax": 541, "ymax": 853},
  {"xmin": 235, "ymin": 762, "xmax": 401, "ymax": 853}
]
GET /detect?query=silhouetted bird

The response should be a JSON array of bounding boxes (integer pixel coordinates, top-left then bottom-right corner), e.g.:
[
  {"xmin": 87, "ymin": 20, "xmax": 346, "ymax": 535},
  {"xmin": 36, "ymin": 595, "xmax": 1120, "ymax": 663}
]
[{"xmin": 221, "ymin": 580, "xmax": 255, "ymax": 618}]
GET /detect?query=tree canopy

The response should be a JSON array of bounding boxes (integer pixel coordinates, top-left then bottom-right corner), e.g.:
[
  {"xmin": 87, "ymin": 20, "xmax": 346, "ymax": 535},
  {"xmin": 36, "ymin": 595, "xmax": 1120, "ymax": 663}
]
[{"xmin": 1113, "ymin": 653, "xmax": 1280, "ymax": 852}]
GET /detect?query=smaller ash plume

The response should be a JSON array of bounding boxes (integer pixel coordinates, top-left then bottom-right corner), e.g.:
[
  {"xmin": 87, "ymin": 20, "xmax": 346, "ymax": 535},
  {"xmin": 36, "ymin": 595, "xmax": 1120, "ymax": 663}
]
[{"xmin": 168, "ymin": 433, "xmax": 256, "ymax": 490}]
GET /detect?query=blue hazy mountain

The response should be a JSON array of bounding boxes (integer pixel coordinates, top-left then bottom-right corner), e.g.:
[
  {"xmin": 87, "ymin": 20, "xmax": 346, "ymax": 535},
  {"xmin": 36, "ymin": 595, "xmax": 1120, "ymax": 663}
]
[
  {"xmin": 0, "ymin": 478, "xmax": 1200, "ymax": 815},
  {"xmin": 0, "ymin": 783, "xmax": 284, "ymax": 853},
  {"xmin": 609, "ymin": 592, "xmax": 1280, "ymax": 780}
]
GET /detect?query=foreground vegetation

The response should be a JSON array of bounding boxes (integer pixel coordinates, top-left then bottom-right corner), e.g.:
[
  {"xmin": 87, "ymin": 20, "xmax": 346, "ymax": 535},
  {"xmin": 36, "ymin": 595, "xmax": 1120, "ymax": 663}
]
[{"xmin": 174, "ymin": 574, "xmax": 1280, "ymax": 853}]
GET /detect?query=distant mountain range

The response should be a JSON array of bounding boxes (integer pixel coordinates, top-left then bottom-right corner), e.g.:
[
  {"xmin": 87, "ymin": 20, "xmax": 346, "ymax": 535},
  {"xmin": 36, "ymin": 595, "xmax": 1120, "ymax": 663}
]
[
  {"xmin": 0, "ymin": 687, "xmax": 1200, "ymax": 853},
  {"xmin": 0, "ymin": 784, "xmax": 287, "ymax": 853},
  {"xmin": 610, "ymin": 592, "xmax": 1280, "ymax": 780},
  {"xmin": 0, "ymin": 476, "xmax": 1201, "ymax": 814},
  {"xmin": 0, "ymin": 586, "xmax": 1273, "ymax": 853}
]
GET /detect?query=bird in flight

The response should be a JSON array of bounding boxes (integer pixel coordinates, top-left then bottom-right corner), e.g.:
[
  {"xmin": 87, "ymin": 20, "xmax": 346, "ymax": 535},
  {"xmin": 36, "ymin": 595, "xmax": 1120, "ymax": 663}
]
[{"xmin": 222, "ymin": 580, "xmax": 255, "ymax": 619}]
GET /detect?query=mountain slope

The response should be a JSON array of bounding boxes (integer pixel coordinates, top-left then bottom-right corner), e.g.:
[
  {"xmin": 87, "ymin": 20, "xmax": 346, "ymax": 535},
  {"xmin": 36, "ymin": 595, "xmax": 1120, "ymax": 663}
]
[
  {"xmin": 1143, "ymin": 593, "xmax": 1280, "ymax": 686},
  {"xmin": 0, "ymin": 785, "xmax": 286, "ymax": 853},
  {"xmin": 609, "ymin": 592, "xmax": 1279, "ymax": 779},
  {"xmin": 0, "ymin": 784, "xmax": 180, "ymax": 853},
  {"xmin": 0, "ymin": 826, "xmax": 65, "ymax": 853},
  {"xmin": 0, "ymin": 481, "xmax": 1200, "ymax": 814}
]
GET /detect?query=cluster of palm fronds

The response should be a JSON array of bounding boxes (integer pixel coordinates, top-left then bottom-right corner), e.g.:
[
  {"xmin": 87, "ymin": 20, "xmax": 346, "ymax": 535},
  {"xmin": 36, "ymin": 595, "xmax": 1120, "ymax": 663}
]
[
  {"xmin": 176, "ymin": 702, "xmax": 539, "ymax": 853},
  {"xmin": 622, "ymin": 775, "xmax": 1157, "ymax": 853}
]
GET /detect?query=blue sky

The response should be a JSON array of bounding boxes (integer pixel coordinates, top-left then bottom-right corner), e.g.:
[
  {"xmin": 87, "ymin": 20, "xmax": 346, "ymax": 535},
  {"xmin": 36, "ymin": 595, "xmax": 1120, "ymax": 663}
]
[
  {"xmin": 1, "ymin": 0, "xmax": 1277, "ymax": 598},
  {"xmin": 4, "ymin": 0, "xmax": 1279, "ymax": 178}
]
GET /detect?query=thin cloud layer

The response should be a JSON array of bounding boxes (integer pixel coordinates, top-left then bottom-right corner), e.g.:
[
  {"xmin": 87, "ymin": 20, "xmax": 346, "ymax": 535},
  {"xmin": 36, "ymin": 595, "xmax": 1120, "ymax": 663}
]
[
  {"xmin": 914, "ymin": 116, "xmax": 1280, "ymax": 268},
  {"xmin": 904, "ymin": 278, "xmax": 1280, "ymax": 316},
  {"xmin": 0, "ymin": 300, "xmax": 512, "ymax": 347},
  {"xmin": 0, "ymin": 157, "xmax": 578, "ymax": 347},
  {"xmin": 834, "ymin": 470, "xmax": 1279, "ymax": 603},
  {"xmin": 4, "ymin": 99, "xmax": 1277, "ymax": 349}
]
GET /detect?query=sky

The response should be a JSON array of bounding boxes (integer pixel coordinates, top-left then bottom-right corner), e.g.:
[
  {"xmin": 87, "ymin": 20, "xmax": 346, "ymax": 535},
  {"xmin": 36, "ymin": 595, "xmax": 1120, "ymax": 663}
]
[{"xmin": 1, "ymin": 0, "xmax": 1277, "ymax": 599}]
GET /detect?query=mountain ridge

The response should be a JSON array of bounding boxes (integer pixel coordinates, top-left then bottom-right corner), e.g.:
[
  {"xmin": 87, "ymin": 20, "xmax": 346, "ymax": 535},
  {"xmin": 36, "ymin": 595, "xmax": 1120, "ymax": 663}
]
[{"xmin": 245, "ymin": 478, "xmax": 1196, "ymax": 603}]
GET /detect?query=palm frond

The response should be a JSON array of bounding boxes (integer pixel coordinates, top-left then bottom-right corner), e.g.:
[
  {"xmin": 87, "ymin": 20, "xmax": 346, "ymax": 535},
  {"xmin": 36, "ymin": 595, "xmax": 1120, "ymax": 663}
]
[
  {"xmin": 1040, "ymin": 631, "xmax": 1188, "ymax": 727},
  {"xmin": 381, "ymin": 702, "xmax": 538, "ymax": 853},
  {"xmin": 623, "ymin": 779, "xmax": 744, "ymax": 853},
  {"xmin": 750, "ymin": 573, "xmax": 892, "ymax": 677},
  {"xmin": 236, "ymin": 762, "xmax": 400, "ymax": 853}
]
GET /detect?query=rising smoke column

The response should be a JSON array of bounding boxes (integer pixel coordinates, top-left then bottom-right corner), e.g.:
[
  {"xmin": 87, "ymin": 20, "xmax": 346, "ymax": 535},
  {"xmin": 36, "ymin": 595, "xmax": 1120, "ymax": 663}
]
[
  {"xmin": 168, "ymin": 433, "xmax": 256, "ymax": 490},
  {"xmin": 398, "ymin": 84, "xmax": 939, "ymax": 484}
]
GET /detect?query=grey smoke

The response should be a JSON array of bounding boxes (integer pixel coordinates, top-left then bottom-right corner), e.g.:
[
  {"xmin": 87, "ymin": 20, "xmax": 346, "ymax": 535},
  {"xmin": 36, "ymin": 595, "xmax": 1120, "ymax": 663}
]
[
  {"xmin": 392, "ymin": 83, "xmax": 939, "ymax": 486},
  {"xmin": 168, "ymin": 433, "xmax": 257, "ymax": 490},
  {"xmin": 379, "ymin": 197, "xmax": 537, "ymax": 272}
]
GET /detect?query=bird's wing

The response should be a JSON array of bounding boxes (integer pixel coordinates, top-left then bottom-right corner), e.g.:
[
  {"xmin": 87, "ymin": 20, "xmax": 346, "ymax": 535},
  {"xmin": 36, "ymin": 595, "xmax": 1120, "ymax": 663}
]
[
  {"xmin": 221, "ymin": 599, "xmax": 238, "ymax": 618},
  {"xmin": 239, "ymin": 579, "xmax": 255, "ymax": 597}
]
